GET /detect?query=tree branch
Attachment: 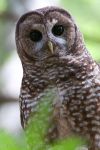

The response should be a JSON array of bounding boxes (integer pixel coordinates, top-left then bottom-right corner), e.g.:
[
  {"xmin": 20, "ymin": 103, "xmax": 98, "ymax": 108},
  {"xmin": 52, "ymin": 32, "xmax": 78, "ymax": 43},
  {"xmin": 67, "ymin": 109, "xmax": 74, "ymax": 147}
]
[{"xmin": 0, "ymin": 94, "xmax": 18, "ymax": 103}]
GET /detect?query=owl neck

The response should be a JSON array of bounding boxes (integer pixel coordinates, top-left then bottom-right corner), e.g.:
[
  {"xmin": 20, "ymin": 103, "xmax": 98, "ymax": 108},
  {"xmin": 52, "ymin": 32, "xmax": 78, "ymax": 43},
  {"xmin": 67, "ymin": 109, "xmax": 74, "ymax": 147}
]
[
  {"xmin": 22, "ymin": 49, "xmax": 99, "ymax": 84},
  {"xmin": 63, "ymin": 50, "xmax": 99, "ymax": 81}
]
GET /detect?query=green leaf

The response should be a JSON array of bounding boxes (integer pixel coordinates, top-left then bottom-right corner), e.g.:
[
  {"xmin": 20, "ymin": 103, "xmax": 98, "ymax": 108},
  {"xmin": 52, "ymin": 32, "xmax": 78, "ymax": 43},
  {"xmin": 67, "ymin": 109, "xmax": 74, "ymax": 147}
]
[{"xmin": 0, "ymin": 130, "xmax": 22, "ymax": 150}]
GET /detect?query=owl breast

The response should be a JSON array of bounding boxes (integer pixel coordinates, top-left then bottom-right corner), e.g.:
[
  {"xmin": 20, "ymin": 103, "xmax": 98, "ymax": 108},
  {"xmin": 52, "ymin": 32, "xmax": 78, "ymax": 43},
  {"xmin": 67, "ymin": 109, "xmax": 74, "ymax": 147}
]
[{"xmin": 43, "ymin": 60, "xmax": 99, "ymax": 140}]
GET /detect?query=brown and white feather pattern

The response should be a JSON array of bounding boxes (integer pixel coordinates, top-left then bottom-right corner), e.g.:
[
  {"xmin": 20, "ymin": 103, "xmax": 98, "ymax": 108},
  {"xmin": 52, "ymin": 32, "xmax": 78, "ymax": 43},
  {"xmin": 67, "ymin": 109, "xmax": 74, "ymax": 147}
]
[{"xmin": 16, "ymin": 6, "xmax": 100, "ymax": 150}]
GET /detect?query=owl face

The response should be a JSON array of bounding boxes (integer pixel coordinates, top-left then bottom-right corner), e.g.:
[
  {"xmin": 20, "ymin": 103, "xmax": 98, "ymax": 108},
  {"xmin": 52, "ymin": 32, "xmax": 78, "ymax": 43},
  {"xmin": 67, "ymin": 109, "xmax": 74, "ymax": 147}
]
[{"xmin": 16, "ymin": 7, "xmax": 79, "ymax": 63}]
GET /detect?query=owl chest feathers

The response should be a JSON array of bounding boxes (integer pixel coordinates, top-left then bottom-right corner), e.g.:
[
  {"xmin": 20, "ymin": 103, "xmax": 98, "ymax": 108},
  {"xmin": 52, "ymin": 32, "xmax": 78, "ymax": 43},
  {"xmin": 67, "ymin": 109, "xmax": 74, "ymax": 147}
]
[{"xmin": 21, "ymin": 60, "xmax": 100, "ymax": 135}]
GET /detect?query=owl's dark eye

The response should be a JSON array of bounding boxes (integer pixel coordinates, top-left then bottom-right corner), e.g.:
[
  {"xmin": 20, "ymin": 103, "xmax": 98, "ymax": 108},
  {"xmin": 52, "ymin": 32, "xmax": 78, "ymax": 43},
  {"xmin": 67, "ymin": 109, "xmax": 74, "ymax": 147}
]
[
  {"xmin": 52, "ymin": 25, "xmax": 64, "ymax": 36},
  {"xmin": 29, "ymin": 30, "xmax": 42, "ymax": 42}
]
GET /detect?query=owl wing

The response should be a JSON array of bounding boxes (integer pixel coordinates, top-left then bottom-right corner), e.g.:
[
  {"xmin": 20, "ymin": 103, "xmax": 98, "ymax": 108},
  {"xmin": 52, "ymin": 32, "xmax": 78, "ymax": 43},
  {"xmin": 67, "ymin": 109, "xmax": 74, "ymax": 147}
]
[{"xmin": 19, "ymin": 93, "xmax": 44, "ymax": 128}]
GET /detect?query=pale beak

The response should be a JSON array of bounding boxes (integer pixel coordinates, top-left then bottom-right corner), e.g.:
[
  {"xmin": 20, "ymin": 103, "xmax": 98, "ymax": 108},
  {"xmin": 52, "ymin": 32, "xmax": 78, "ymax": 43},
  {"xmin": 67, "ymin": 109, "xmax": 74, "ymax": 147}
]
[{"xmin": 48, "ymin": 41, "xmax": 54, "ymax": 54}]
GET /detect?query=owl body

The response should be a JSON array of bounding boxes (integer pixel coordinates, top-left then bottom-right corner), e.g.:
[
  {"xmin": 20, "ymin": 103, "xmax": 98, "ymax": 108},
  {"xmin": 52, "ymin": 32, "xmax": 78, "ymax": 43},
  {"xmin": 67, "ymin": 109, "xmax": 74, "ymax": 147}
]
[{"xmin": 16, "ymin": 7, "xmax": 100, "ymax": 150}]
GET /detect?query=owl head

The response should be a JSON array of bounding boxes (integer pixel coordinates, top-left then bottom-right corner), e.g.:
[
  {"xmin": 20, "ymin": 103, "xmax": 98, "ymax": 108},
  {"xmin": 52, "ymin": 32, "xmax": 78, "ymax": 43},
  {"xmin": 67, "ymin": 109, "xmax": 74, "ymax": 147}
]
[{"xmin": 16, "ymin": 6, "xmax": 85, "ymax": 65}]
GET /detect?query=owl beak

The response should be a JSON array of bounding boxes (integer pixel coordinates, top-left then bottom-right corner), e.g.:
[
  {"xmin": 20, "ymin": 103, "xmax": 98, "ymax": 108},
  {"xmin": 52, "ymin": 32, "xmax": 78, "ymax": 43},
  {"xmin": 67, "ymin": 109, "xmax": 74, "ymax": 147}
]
[{"xmin": 48, "ymin": 41, "xmax": 54, "ymax": 54}]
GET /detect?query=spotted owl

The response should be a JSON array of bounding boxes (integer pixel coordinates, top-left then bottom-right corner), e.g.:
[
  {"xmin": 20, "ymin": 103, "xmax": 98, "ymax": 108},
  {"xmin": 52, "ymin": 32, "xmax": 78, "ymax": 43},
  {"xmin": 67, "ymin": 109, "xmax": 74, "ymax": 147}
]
[{"xmin": 15, "ymin": 6, "xmax": 100, "ymax": 150}]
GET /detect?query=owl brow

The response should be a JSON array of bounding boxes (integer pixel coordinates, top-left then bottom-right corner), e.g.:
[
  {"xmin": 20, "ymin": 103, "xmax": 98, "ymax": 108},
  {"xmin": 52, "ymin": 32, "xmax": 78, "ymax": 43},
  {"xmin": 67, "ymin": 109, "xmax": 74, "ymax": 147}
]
[
  {"xmin": 16, "ymin": 12, "xmax": 43, "ymax": 35},
  {"xmin": 18, "ymin": 12, "xmax": 42, "ymax": 24},
  {"xmin": 44, "ymin": 8, "xmax": 72, "ymax": 19}
]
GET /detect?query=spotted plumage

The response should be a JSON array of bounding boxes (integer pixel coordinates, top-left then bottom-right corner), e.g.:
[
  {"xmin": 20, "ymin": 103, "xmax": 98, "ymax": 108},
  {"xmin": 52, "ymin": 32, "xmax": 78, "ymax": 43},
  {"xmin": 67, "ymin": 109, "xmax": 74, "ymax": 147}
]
[{"xmin": 16, "ymin": 6, "xmax": 100, "ymax": 150}]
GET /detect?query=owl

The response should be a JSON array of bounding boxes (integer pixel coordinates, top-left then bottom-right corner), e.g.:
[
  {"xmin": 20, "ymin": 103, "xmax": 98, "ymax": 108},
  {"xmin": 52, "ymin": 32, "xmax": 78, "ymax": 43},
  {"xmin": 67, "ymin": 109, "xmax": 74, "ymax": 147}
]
[{"xmin": 16, "ymin": 6, "xmax": 100, "ymax": 150}]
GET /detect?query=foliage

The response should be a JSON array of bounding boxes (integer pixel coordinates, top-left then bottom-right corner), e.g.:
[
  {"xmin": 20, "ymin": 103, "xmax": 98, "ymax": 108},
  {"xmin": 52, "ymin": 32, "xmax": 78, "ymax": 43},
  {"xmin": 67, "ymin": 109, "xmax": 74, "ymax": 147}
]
[
  {"xmin": 0, "ymin": 91, "xmax": 85, "ymax": 150},
  {"xmin": 0, "ymin": 130, "xmax": 25, "ymax": 150},
  {"xmin": 0, "ymin": 130, "xmax": 84, "ymax": 150}
]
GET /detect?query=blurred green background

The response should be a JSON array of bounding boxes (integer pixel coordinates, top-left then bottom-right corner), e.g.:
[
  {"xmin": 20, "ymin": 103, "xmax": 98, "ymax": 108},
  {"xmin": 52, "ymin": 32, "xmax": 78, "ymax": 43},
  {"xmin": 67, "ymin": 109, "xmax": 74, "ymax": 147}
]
[{"xmin": 61, "ymin": 0, "xmax": 100, "ymax": 61}]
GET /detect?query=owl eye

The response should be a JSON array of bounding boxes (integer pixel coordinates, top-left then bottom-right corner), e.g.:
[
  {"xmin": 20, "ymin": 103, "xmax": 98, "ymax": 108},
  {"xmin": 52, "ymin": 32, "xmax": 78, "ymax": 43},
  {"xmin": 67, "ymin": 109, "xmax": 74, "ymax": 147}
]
[
  {"xmin": 29, "ymin": 30, "xmax": 42, "ymax": 42},
  {"xmin": 52, "ymin": 25, "xmax": 64, "ymax": 36}
]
